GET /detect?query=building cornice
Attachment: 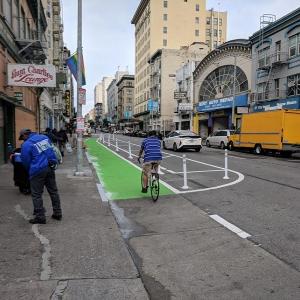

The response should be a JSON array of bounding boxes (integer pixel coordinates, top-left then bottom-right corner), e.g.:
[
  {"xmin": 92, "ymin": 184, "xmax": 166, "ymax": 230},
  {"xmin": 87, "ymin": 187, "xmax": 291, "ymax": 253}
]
[
  {"xmin": 131, "ymin": 0, "xmax": 150, "ymax": 25},
  {"xmin": 193, "ymin": 39, "xmax": 251, "ymax": 80}
]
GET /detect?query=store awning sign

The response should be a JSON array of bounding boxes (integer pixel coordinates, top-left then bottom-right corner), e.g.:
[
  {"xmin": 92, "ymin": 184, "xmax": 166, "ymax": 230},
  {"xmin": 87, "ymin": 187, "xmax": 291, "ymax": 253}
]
[
  {"xmin": 197, "ymin": 94, "xmax": 248, "ymax": 112},
  {"xmin": 7, "ymin": 64, "xmax": 56, "ymax": 87}
]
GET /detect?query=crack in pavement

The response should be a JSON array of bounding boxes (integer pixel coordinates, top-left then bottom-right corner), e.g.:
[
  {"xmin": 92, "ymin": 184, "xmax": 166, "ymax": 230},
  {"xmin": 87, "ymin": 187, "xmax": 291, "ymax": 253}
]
[
  {"xmin": 50, "ymin": 280, "xmax": 68, "ymax": 300},
  {"xmin": 15, "ymin": 204, "xmax": 52, "ymax": 281}
]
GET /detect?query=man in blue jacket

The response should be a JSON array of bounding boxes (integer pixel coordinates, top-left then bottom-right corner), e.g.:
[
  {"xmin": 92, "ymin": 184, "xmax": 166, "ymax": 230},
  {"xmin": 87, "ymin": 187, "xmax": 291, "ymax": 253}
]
[{"xmin": 20, "ymin": 129, "xmax": 62, "ymax": 224}]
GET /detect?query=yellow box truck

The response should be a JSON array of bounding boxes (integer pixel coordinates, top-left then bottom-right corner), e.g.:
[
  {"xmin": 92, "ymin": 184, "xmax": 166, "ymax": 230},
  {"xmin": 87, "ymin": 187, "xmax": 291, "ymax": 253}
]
[{"xmin": 228, "ymin": 109, "xmax": 300, "ymax": 155}]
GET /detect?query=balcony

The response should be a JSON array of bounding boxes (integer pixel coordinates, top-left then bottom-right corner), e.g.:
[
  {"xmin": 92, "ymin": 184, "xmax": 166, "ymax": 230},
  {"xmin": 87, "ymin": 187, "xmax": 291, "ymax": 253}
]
[
  {"xmin": 250, "ymin": 89, "xmax": 287, "ymax": 102},
  {"xmin": 257, "ymin": 52, "xmax": 288, "ymax": 70}
]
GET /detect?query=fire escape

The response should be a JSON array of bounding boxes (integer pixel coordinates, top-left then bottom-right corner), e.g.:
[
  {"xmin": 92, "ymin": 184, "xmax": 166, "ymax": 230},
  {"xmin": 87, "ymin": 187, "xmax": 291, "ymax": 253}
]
[
  {"xmin": 252, "ymin": 14, "xmax": 289, "ymax": 103},
  {"xmin": 15, "ymin": 0, "xmax": 48, "ymax": 64}
]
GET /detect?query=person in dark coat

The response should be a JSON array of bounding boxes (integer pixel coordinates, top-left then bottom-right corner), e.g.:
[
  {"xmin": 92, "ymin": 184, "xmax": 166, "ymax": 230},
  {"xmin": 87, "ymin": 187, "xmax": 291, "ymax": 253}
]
[
  {"xmin": 10, "ymin": 147, "xmax": 31, "ymax": 195},
  {"xmin": 57, "ymin": 128, "xmax": 68, "ymax": 157}
]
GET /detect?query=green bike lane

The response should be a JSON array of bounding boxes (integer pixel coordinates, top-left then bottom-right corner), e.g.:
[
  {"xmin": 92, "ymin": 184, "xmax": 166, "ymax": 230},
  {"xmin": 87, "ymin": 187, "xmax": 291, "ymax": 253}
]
[{"xmin": 85, "ymin": 138, "xmax": 174, "ymax": 200}]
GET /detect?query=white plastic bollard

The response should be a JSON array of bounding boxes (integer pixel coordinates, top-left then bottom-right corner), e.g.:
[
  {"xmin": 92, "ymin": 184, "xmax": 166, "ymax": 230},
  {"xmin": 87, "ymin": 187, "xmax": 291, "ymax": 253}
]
[
  {"xmin": 112, "ymin": 133, "xmax": 115, "ymax": 141},
  {"xmin": 128, "ymin": 140, "xmax": 133, "ymax": 159},
  {"xmin": 115, "ymin": 138, "xmax": 119, "ymax": 152},
  {"xmin": 181, "ymin": 154, "xmax": 189, "ymax": 189},
  {"xmin": 108, "ymin": 134, "xmax": 111, "ymax": 147},
  {"xmin": 102, "ymin": 134, "xmax": 105, "ymax": 144},
  {"xmin": 223, "ymin": 149, "xmax": 229, "ymax": 180}
]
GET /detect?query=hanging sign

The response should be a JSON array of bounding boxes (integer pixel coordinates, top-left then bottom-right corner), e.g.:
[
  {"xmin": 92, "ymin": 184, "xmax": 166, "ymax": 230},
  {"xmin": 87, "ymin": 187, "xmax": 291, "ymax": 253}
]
[{"xmin": 78, "ymin": 88, "xmax": 86, "ymax": 105}]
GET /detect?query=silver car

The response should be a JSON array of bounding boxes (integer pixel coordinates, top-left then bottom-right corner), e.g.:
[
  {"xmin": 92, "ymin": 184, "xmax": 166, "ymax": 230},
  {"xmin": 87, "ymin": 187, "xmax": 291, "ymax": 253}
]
[{"xmin": 206, "ymin": 129, "xmax": 234, "ymax": 149}]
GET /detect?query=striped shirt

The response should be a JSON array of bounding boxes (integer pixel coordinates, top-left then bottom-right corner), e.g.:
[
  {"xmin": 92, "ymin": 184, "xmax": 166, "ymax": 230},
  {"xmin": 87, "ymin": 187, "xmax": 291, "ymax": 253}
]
[{"xmin": 141, "ymin": 137, "xmax": 162, "ymax": 162}]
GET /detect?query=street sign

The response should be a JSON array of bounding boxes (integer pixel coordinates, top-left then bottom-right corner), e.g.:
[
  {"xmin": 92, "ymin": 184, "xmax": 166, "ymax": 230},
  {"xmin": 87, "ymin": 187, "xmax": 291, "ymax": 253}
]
[
  {"xmin": 78, "ymin": 88, "xmax": 86, "ymax": 105},
  {"xmin": 174, "ymin": 91, "xmax": 187, "ymax": 99},
  {"xmin": 14, "ymin": 92, "xmax": 23, "ymax": 104},
  {"xmin": 76, "ymin": 117, "xmax": 85, "ymax": 132},
  {"xmin": 178, "ymin": 103, "xmax": 193, "ymax": 111},
  {"xmin": 147, "ymin": 99, "xmax": 159, "ymax": 112}
]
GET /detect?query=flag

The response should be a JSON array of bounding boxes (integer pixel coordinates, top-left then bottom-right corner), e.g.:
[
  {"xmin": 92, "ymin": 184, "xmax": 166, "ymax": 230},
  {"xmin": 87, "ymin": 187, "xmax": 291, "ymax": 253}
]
[{"xmin": 66, "ymin": 52, "xmax": 86, "ymax": 86}]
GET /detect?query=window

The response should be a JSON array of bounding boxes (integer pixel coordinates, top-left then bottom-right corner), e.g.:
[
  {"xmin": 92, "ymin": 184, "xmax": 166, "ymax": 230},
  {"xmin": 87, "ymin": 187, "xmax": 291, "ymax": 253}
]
[
  {"xmin": 213, "ymin": 41, "xmax": 218, "ymax": 49},
  {"xmin": 206, "ymin": 29, "xmax": 210, "ymax": 36},
  {"xmin": 195, "ymin": 17, "xmax": 199, "ymax": 24},
  {"xmin": 163, "ymin": 1, "xmax": 168, "ymax": 8},
  {"xmin": 288, "ymin": 74, "xmax": 300, "ymax": 96},
  {"xmin": 214, "ymin": 29, "xmax": 218, "ymax": 37},
  {"xmin": 163, "ymin": 39, "xmax": 167, "ymax": 46},
  {"xmin": 219, "ymin": 18, "xmax": 222, "ymax": 25},
  {"xmin": 219, "ymin": 30, "xmax": 222, "ymax": 37},
  {"xmin": 195, "ymin": 30, "xmax": 199, "ymax": 37},
  {"xmin": 196, "ymin": 4, "xmax": 199, "ymax": 11},
  {"xmin": 12, "ymin": 0, "xmax": 19, "ymax": 36},
  {"xmin": 206, "ymin": 17, "xmax": 210, "ymax": 25},
  {"xmin": 274, "ymin": 79, "xmax": 280, "ymax": 97},
  {"xmin": 214, "ymin": 18, "xmax": 218, "ymax": 25},
  {"xmin": 289, "ymin": 35, "xmax": 297, "ymax": 58},
  {"xmin": 3, "ymin": 0, "xmax": 12, "ymax": 26},
  {"xmin": 163, "ymin": 26, "xmax": 167, "ymax": 34},
  {"xmin": 163, "ymin": 14, "xmax": 167, "ymax": 21}
]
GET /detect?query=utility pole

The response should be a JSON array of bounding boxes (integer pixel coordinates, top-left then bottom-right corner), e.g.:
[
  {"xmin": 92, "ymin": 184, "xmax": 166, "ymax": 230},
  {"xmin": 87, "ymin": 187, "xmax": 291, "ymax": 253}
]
[
  {"xmin": 231, "ymin": 55, "xmax": 237, "ymax": 129},
  {"xmin": 75, "ymin": 0, "xmax": 84, "ymax": 175}
]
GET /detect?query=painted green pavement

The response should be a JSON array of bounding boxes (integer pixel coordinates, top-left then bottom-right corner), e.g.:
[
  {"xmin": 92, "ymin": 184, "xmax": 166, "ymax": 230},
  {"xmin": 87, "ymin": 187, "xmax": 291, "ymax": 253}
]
[{"xmin": 85, "ymin": 138, "xmax": 174, "ymax": 200}]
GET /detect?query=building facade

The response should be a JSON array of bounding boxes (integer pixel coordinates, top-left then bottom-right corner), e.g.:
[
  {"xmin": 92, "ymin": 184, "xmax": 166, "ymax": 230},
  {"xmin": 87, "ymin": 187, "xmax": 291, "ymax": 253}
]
[
  {"xmin": 0, "ymin": 0, "xmax": 48, "ymax": 164},
  {"xmin": 116, "ymin": 75, "xmax": 135, "ymax": 129},
  {"xmin": 193, "ymin": 40, "xmax": 252, "ymax": 137},
  {"xmin": 107, "ymin": 79, "xmax": 117, "ymax": 124},
  {"xmin": 148, "ymin": 43, "xmax": 209, "ymax": 132},
  {"xmin": 131, "ymin": 0, "xmax": 227, "ymax": 128},
  {"xmin": 249, "ymin": 8, "xmax": 300, "ymax": 112}
]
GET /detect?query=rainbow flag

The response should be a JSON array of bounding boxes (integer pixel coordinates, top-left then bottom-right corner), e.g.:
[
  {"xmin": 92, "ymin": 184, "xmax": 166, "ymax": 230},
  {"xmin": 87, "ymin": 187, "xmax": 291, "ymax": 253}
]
[{"xmin": 66, "ymin": 52, "xmax": 86, "ymax": 86}]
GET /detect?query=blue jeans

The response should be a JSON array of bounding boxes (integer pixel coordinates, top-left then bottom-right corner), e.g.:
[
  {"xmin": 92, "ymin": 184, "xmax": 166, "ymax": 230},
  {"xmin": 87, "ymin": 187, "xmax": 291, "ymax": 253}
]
[{"xmin": 30, "ymin": 167, "xmax": 62, "ymax": 219}]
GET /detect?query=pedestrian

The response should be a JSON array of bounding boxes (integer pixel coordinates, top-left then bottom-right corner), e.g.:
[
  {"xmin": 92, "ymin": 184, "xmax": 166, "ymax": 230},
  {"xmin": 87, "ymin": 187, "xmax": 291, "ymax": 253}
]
[
  {"xmin": 45, "ymin": 127, "xmax": 58, "ymax": 145},
  {"xmin": 20, "ymin": 128, "xmax": 62, "ymax": 224},
  {"xmin": 57, "ymin": 128, "xmax": 68, "ymax": 157},
  {"xmin": 10, "ymin": 147, "xmax": 31, "ymax": 195}
]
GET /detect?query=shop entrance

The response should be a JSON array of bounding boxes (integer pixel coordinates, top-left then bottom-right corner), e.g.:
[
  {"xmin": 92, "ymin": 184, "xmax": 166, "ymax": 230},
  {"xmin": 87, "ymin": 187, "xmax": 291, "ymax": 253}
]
[{"xmin": 213, "ymin": 116, "xmax": 228, "ymax": 131}]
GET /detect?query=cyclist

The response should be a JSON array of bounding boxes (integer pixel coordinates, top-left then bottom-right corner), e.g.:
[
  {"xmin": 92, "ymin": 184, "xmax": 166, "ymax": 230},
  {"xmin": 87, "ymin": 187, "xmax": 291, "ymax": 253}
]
[{"xmin": 138, "ymin": 130, "xmax": 162, "ymax": 193}]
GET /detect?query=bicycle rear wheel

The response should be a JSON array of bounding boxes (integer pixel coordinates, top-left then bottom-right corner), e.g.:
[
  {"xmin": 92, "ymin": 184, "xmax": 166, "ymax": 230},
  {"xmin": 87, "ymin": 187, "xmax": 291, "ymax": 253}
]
[{"xmin": 150, "ymin": 174, "xmax": 160, "ymax": 202}]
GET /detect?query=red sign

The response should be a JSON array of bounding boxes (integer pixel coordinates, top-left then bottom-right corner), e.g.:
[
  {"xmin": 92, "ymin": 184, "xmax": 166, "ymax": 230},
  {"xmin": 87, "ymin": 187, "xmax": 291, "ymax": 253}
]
[
  {"xmin": 79, "ymin": 88, "xmax": 86, "ymax": 105},
  {"xmin": 76, "ymin": 117, "xmax": 85, "ymax": 132}
]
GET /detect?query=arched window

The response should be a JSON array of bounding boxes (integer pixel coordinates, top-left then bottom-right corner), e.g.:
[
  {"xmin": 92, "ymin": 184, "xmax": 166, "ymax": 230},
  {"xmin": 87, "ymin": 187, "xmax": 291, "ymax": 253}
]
[{"xmin": 199, "ymin": 65, "xmax": 248, "ymax": 102}]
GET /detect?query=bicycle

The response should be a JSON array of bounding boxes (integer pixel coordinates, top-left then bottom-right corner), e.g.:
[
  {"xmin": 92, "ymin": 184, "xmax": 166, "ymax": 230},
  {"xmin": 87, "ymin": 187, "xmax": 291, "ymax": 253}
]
[{"xmin": 138, "ymin": 158, "xmax": 160, "ymax": 202}]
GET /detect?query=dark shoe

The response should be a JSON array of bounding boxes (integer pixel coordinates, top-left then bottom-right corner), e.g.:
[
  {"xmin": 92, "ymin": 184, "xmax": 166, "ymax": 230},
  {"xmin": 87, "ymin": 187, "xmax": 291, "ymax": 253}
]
[
  {"xmin": 51, "ymin": 214, "xmax": 62, "ymax": 221},
  {"xmin": 141, "ymin": 187, "xmax": 148, "ymax": 193},
  {"xmin": 29, "ymin": 218, "xmax": 46, "ymax": 224}
]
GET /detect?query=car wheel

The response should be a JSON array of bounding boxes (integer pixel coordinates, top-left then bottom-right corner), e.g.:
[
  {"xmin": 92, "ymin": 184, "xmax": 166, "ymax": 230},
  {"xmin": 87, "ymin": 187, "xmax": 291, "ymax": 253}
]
[
  {"xmin": 254, "ymin": 144, "xmax": 262, "ymax": 155},
  {"xmin": 195, "ymin": 147, "xmax": 201, "ymax": 152},
  {"xmin": 173, "ymin": 143, "xmax": 178, "ymax": 152},
  {"xmin": 163, "ymin": 141, "xmax": 167, "ymax": 149},
  {"xmin": 220, "ymin": 141, "xmax": 225, "ymax": 149},
  {"xmin": 206, "ymin": 140, "xmax": 211, "ymax": 147},
  {"xmin": 228, "ymin": 142, "xmax": 234, "ymax": 151}
]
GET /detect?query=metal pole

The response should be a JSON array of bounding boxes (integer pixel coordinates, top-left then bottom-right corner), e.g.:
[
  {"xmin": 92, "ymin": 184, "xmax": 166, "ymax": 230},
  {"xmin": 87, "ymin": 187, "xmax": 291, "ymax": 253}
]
[
  {"xmin": 223, "ymin": 149, "xmax": 229, "ymax": 179},
  {"xmin": 128, "ymin": 139, "xmax": 133, "ymax": 159},
  {"xmin": 75, "ymin": 0, "xmax": 83, "ymax": 174},
  {"xmin": 115, "ymin": 138, "xmax": 119, "ymax": 152},
  {"xmin": 181, "ymin": 154, "xmax": 189, "ymax": 189},
  {"xmin": 231, "ymin": 55, "xmax": 237, "ymax": 129}
]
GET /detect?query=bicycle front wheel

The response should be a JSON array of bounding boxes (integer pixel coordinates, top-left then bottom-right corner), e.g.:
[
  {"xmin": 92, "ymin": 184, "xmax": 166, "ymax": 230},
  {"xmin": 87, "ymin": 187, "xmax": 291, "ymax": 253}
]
[{"xmin": 150, "ymin": 177, "xmax": 160, "ymax": 202}]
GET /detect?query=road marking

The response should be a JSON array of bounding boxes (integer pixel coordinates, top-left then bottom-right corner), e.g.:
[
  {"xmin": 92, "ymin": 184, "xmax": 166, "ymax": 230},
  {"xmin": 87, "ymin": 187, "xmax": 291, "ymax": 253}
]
[
  {"xmin": 209, "ymin": 214, "xmax": 251, "ymax": 239},
  {"xmin": 175, "ymin": 170, "xmax": 224, "ymax": 174},
  {"xmin": 15, "ymin": 205, "xmax": 52, "ymax": 280},
  {"xmin": 96, "ymin": 140, "xmax": 180, "ymax": 194},
  {"xmin": 228, "ymin": 155, "xmax": 246, "ymax": 160},
  {"xmin": 100, "ymin": 138, "xmax": 245, "ymax": 194}
]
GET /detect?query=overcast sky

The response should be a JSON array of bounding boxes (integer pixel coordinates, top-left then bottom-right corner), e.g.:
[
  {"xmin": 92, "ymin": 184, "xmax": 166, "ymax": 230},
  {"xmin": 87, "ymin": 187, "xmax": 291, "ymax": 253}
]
[{"xmin": 61, "ymin": 0, "xmax": 300, "ymax": 115}]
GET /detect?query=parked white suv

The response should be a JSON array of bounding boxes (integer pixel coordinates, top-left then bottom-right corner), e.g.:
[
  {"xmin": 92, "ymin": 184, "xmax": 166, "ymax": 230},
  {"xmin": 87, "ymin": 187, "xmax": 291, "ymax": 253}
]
[
  {"xmin": 206, "ymin": 130, "xmax": 234, "ymax": 149},
  {"xmin": 163, "ymin": 130, "xmax": 202, "ymax": 152}
]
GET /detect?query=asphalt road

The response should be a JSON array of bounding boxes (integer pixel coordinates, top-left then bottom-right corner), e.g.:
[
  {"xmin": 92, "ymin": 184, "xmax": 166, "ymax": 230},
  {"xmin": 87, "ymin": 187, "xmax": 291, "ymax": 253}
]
[
  {"xmin": 110, "ymin": 134, "xmax": 300, "ymax": 272},
  {"xmin": 95, "ymin": 133, "xmax": 300, "ymax": 298}
]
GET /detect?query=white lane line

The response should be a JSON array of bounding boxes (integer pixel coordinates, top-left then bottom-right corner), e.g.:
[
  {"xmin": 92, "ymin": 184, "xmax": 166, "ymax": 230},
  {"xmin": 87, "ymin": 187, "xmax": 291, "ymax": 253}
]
[
  {"xmin": 210, "ymin": 214, "xmax": 251, "ymax": 239},
  {"xmin": 96, "ymin": 140, "xmax": 180, "ymax": 194},
  {"xmin": 166, "ymin": 169, "xmax": 176, "ymax": 174},
  {"xmin": 175, "ymin": 170, "xmax": 224, "ymax": 174},
  {"xmin": 96, "ymin": 183, "xmax": 108, "ymax": 202}
]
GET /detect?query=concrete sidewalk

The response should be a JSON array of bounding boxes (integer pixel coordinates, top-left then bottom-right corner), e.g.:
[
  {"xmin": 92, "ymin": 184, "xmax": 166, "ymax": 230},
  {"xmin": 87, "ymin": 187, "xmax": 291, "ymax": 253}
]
[{"xmin": 0, "ymin": 150, "xmax": 148, "ymax": 299}]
